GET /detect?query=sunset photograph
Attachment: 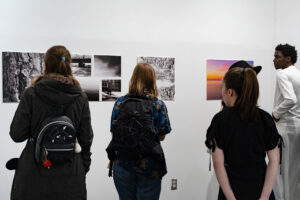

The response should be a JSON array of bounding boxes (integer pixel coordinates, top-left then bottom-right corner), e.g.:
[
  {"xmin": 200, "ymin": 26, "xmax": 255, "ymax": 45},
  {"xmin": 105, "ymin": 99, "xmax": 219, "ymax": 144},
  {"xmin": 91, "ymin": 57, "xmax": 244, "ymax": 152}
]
[{"xmin": 207, "ymin": 59, "xmax": 253, "ymax": 100}]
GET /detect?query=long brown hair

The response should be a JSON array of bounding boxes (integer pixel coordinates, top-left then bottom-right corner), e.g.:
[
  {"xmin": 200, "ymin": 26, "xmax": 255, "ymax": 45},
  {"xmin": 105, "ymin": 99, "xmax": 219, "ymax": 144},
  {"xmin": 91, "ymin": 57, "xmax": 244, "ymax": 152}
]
[
  {"xmin": 31, "ymin": 45, "xmax": 80, "ymax": 87},
  {"xmin": 223, "ymin": 67, "xmax": 259, "ymax": 123},
  {"xmin": 128, "ymin": 63, "xmax": 158, "ymax": 97}
]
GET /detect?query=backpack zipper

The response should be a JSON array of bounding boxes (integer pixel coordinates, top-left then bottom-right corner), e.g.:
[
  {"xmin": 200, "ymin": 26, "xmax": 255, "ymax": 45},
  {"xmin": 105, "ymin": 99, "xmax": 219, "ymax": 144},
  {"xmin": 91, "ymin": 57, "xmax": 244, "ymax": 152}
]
[
  {"xmin": 46, "ymin": 148, "xmax": 74, "ymax": 152},
  {"xmin": 37, "ymin": 121, "xmax": 75, "ymax": 141}
]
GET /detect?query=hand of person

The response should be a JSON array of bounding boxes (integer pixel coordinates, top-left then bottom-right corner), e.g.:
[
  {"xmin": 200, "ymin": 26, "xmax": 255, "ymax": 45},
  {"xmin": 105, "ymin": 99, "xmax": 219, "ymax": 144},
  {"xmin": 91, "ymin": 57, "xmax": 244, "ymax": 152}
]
[
  {"xmin": 159, "ymin": 135, "xmax": 166, "ymax": 141},
  {"xmin": 272, "ymin": 113, "xmax": 280, "ymax": 122},
  {"xmin": 258, "ymin": 197, "xmax": 268, "ymax": 200},
  {"xmin": 227, "ymin": 197, "xmax": 236, "ymax": 200}
]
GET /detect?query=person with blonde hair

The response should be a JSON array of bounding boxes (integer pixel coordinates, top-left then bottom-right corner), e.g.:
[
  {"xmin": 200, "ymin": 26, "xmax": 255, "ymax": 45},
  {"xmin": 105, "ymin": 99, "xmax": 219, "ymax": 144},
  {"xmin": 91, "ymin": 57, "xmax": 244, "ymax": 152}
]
[
  {"xmin": 9, "ymin": 45, "xmax": 93, "ymax": 200},
  {"xmin": 205, "ymin": 64, "xmax": 282, "ymax": 200},
  {"xmin": 107, "ymin": 63, "xmax": 171, "ymax": 200}
]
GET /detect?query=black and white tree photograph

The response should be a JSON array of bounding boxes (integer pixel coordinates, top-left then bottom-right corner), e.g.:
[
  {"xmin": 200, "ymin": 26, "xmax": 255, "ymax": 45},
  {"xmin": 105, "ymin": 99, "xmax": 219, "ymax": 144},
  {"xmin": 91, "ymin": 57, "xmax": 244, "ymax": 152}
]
[
  {"xmin": 94, "ymin": 55, "xmax": 121, "ymax": 77},
  {"xmin": 137, "ymin": 56, "xmax": 175, "ymax": 101},
  {"xmin": 101, "ymin": 79, "xmax": 121, "ymax": 101},
  {"xmin": 71, "ymin": 54, "xmax": 91, "ymax": 77},
  {"xmin": 2, "ymin": 52, "xmax": 44, "ymax": 102},
  {"xmin": 76, "ymin": 77, "xmax": 99, "ymax": 101}
]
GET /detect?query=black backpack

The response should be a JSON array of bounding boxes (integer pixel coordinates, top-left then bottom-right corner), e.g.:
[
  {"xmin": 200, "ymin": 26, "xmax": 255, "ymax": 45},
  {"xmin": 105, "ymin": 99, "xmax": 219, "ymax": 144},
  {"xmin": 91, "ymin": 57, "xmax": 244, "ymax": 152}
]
[
  {"xmin": 106, "ymin": 95, "xmax": 164, "ymax": 176},
  {"xmin": 34, "ymin": 115, "xmax": 76, "ymax": 167}
]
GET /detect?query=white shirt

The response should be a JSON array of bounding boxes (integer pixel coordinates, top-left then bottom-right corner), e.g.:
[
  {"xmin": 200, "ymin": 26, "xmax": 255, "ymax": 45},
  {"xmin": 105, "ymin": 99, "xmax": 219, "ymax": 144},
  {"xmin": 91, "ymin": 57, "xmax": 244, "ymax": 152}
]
[{"xmin": 273, "ymin": 65, "xmax": 300, "ymax": 122}]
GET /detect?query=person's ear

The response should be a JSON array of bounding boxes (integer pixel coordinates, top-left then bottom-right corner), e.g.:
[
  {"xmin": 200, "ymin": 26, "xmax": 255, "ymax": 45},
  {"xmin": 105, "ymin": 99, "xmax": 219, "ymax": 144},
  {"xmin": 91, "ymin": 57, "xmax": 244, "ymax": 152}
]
[
  {"xmin": 228, "ymin": 89, "xmax": 233, "ymax": 96},
  {"xmin": 286, "ymin": 56, "xmax": 291, "ymax": 63}
]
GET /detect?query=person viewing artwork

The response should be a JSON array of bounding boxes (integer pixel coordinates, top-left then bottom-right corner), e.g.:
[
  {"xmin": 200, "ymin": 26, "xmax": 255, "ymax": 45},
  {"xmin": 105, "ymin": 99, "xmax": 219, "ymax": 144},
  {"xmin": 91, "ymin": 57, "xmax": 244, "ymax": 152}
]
[
  {"xmin": 106, "ymin": 63, "xmax": 171, "ymax": 200},
  {"xmin": 205, "ymin": 63, "xmax": 282, "ymax": 200},
  {"xmin": 9, "ymin": 45, "xmax": 93, "ymax": 200},
  {"xmin": 272, "ymin": 44, "xmax": 300, "ymax": 200}
]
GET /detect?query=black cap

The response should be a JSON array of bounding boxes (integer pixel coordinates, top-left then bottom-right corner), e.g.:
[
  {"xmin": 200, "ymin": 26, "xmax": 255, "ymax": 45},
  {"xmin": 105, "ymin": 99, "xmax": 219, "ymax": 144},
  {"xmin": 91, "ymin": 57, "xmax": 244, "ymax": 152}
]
[{"xmin": 229, "ymin": 60, "xmax": 262, "ymax": 74}]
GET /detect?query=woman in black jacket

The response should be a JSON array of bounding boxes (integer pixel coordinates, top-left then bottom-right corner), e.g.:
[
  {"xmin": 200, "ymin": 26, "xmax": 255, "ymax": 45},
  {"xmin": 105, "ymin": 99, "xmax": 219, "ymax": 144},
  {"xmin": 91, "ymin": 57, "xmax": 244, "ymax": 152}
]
[{"xmin": 9, "ymin": 45, "xmax": 93, "ymax": 200}]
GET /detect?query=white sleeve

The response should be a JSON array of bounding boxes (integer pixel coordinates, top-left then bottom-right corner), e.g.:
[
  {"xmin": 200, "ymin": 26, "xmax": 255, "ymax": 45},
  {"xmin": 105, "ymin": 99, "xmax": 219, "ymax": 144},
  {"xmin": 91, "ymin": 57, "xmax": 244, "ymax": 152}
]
[{"xmin": 273, "ymin": 71, "xmax": 297, "ymax": 119}]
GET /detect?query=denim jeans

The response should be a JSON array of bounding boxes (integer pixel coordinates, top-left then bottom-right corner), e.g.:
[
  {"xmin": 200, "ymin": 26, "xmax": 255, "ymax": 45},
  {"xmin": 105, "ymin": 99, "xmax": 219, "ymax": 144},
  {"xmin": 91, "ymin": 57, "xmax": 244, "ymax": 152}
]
[{"xmin": 113, "ymin": 163, "xmax": 162, "ymax": 200}]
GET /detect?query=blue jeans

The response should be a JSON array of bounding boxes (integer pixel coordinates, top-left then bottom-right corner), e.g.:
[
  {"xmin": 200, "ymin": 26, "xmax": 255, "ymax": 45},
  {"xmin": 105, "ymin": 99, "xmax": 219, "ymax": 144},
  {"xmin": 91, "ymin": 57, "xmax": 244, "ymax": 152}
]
[{"xmin": 113, "ymin": 163, "xmax": 162, "ymax": 200}]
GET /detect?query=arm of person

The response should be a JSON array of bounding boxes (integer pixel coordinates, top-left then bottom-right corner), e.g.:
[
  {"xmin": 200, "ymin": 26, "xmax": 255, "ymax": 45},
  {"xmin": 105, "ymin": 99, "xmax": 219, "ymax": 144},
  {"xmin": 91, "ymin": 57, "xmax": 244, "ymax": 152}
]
[
  {"xmin": 258, "ymin": 146, "xmax": 280, "ymax": 200},
  {"xmin": 10, "ymin": 89, "xmax": 32, "ymax": 142},
  {"xmin": 212, "ymin": 145, "xmax": 236, "ymax": 200},
  {"xmin": 156, "ymin": 100, "xmax": 172, "ymax": 141},
  {"xmin": 77, "ymin": 99, "xmax": 94, "ymax": 174},
  {"xmin": 159, "ymin": 135, "xmax": 166, "ymax": 141},
  {"xmin": 273, "ymin": 71, "xmax": 297, "ymax": 120}
]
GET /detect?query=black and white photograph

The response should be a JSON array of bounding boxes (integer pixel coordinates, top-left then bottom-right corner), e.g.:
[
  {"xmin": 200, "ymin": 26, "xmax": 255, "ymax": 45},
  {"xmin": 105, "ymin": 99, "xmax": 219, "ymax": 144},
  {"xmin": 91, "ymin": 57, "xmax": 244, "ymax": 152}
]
[
  {"xmin": 76, "ymin": 77, "xmax": 99, "ymax": 101},
  {"xmin": 101, "ymin": 79, "xmax": 121, "ymax": 101},
  {"xmin": 2, "ymin": 52, "xmax": 44, "ymax": 102},
  {"xmin": 71, "ymin": 54, "xmax": 91, "ymax": 77},
  {"xmin": 137, "ymin": 56, "xmax": 175, "ymax": 101},
  {"xmin": 94, "ymin": 55, "xmax": 121, "ymax": 77}
]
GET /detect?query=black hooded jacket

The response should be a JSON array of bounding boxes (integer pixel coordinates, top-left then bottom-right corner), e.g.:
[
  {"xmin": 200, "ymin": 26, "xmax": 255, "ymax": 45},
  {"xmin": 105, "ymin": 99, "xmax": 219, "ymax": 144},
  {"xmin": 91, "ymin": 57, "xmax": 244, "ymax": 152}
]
[{"xmin": 9, "ymin": 78, "xmax": 93, "ymax": 200}]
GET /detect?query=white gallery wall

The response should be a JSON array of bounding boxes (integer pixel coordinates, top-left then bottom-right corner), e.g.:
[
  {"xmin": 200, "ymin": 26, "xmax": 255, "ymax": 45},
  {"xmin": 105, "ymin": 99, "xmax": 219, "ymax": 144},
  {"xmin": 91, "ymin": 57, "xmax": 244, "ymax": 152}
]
[
  {"xmin": 275, "ymin": 0, "xmax": 300, "ymax": 70},
  {"xmin": 0, "ymin": 0, "xmax": 291, "ymax": 199}
]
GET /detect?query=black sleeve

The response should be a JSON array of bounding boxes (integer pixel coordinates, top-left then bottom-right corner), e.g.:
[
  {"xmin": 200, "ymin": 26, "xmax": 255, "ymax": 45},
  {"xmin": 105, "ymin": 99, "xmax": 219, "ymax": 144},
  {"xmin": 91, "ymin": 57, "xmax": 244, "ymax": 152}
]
[
  {"xmin": 205, "ymin": 112, "xmax": 224, "ymax": 152},
  {"xmin": 10, "ymin": 88, "xmax": 32, "ymax": 142},
  {"xmin": 77, "ymin": 98, "xmax": 94, "ymax": 173},
  {"xmin": 260, "ymin": 110, "xmax": 282, "ymax": 151}
]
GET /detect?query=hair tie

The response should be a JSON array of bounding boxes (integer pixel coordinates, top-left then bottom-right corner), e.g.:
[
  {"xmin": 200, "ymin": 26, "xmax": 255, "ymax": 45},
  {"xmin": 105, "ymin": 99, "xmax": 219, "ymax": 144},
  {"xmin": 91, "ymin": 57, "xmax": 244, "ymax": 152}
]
[{"xmin": 60, "ymin": 56, "xmax": 66, "ymax": 61}]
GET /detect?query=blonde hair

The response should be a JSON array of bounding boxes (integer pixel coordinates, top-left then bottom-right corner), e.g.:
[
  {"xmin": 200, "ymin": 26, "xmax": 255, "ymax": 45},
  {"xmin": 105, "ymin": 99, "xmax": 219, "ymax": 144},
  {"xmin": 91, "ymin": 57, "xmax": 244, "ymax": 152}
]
[{"xmin": 128, "ymin": 63, "xmax": 158, "ymax": 97}]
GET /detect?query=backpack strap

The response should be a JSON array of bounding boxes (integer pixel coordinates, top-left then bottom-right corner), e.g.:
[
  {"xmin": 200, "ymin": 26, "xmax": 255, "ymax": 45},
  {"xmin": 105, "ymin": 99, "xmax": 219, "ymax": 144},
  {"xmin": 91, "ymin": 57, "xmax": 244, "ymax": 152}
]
[
  {"xmin": 108, "ymin": 161, "xmax": 113, "ymax": 177},
  {"xmin": 30, "ymin": 90, "xmax": 74, "ymax": 141}
]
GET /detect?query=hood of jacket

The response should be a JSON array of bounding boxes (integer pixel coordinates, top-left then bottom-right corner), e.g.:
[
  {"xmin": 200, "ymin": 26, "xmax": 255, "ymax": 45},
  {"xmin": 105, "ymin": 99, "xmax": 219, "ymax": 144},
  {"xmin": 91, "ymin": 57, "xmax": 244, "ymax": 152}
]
[{"xmin": 33, "ymin": 78, "xmax": 83, "ymax": 106}]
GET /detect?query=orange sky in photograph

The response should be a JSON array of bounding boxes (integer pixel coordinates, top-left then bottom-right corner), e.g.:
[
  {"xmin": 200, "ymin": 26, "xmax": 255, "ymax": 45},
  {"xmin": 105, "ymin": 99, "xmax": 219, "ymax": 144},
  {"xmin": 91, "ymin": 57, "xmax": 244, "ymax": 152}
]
[{"xmin": 207, "ymin": 60, "xmax": 254, "ymax": 81}]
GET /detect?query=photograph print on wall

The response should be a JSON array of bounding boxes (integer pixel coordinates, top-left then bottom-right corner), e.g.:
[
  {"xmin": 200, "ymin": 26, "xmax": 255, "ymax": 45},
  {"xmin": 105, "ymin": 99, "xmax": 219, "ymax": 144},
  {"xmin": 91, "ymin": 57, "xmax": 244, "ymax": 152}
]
[
  {"xmin": 94, "ymin": 55, "xmax": 121, "ymax": 77},
  {"xmin": 2, "ymin": 52, "xmax": 44, "ymax": 102},
  {"xmin": 206, "ymin": 59, "xmax": 254, "ymax": 100},
  {"xmin": 137, "ymin": 56, "xmax": 175, "ymax": 101},
  {"xmin": 71, "ymin": 54, "xmax": 91, "ymax": 77},
  {"xmin": 76, "ymin": 77, "xmax": 99, "ymax": 101},
  {"xmin": 101, "ymin": 79, "xmax": 121, "ymax": 101}
]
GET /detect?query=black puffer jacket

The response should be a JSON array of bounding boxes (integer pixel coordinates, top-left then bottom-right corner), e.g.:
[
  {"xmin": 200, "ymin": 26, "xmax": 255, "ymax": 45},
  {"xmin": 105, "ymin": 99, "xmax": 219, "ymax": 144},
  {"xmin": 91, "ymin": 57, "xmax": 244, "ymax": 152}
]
[{"xmin": 10, "ymin": 78, "xmax": 93, "ymax": 200}]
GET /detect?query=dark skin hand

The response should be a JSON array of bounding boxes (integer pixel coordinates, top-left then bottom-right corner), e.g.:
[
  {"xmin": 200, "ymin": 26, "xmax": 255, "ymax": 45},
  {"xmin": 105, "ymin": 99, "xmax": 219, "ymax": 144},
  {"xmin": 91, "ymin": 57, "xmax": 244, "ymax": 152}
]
[{"xmin": 272, "ymin": 113, "xmax": 280, "ymax": 122}]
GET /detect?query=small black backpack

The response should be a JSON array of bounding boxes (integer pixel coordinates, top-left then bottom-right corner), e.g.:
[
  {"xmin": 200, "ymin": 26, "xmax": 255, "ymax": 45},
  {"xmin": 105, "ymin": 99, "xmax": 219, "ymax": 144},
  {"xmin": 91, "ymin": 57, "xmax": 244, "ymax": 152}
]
[
  {"xmin": 106, "ymin": 95, "xmax": 164, "ymax": 176},
  {"xmin": 35, "ymin": 115, "xmax": 76, "ymax": 167}
]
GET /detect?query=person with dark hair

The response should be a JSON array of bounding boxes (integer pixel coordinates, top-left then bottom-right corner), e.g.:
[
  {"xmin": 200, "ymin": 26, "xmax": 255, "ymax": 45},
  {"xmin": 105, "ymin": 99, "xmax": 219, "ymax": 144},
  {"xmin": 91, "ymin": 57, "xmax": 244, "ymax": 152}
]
[
  {"xmin": 9, "ymin": 45, "xmax": 93, "ymax": 200},
  {"xmin": 205, "ymin": 66, "xmax": 282, "ymax": 200},
  {"xmin": 107, "ymin": 63, "xmax": 171, "ymax": 200},
  {"xmin": 272, "ymin": 43, "xmax": 300, "ymax": 200},
  {"xmin": 221, "ymin": 60, "xmax": 262, "ymax": 107}
]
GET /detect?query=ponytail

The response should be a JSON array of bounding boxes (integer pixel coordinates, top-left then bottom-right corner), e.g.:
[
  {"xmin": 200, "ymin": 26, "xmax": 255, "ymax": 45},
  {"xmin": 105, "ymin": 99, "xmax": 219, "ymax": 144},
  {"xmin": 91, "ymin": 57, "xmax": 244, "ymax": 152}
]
[
  {"xmin": 223, "ymin": 68, "xmax": 259, "ymax": 123},
  {"xmin": 235, "ymin": 68, "xmax": 259, "ymax": 122}
]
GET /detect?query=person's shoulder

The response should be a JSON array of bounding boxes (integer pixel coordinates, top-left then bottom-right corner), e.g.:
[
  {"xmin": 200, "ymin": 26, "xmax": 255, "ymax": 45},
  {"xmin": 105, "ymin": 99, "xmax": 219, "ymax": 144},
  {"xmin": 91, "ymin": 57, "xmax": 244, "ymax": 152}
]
[
  {"xmin": 116, "ymin": 96, "xmax": 126, "ymax": 102},
  {"xmin": 211, "ymin": 107, "xmax": 237, "ymax": 122},
  {"xmin": 211, "ymin": 108, "xmax": 226, "ymax": 121},
  {"xmin": 258, "ymin": 108, "xmax": 270, "ymax": 115},
  {"xmin": 288, "ymin": 65, "xmax": 300, "ymax": 75},
  {"xmin": 258, "ymin": 108, "xmax": 273, "ymax": 122},
  {"xmin": 219, "ymin": 106, "xmax": 234, "ymax": 116},
  {"xmin": 114, "ymin": 96, "xmax": 126, "ymax": 107},
  {"xmin": 152, "ymin": 97, "xmax": 166, "ymax": 110},
  {"xmin": 276, "ymin": 69, "xmax": 285, "ymax": 77},
  {"xmin": 22, "ymin": 86, "xmax": 35, "ymax": 99}
]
